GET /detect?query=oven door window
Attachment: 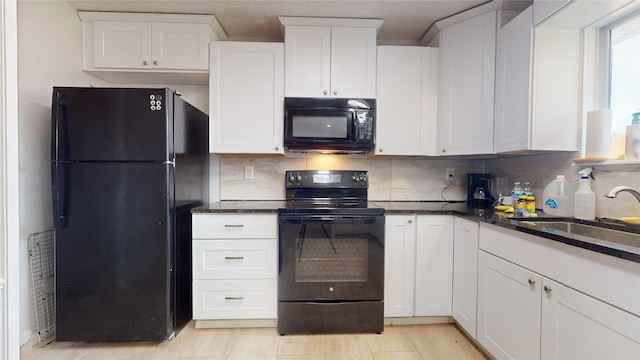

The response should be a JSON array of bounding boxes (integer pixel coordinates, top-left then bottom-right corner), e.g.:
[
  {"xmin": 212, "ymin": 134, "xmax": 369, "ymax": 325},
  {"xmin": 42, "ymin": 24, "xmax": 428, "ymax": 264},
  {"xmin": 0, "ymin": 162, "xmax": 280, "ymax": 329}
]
[{"xmin": 295, "ymin": 224, "xmax": 367, "ymax": 282}]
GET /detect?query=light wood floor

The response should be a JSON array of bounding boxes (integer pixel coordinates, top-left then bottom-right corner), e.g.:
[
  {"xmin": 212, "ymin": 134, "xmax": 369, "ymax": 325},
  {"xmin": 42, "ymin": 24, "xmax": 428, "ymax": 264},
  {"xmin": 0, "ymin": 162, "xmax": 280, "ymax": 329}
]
[{"xmin": 20, "ymin": 322, "xmax": 489, "ymax": 360}]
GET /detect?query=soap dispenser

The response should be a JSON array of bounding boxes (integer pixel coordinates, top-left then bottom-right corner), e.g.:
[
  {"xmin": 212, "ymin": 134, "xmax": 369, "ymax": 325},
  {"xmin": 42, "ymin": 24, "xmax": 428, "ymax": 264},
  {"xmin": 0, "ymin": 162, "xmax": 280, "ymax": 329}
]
[{"xmin": 574, "ymin": 167, "xmax": 595, "ymax": 220}]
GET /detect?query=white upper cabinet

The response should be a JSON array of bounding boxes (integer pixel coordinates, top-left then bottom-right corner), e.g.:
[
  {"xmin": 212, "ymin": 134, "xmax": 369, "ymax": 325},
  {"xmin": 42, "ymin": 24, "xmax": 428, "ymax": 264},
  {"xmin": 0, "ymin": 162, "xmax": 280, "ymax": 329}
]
[
  {"xmin": 79, "ymin": 12, "xmax": 215, "ymax": 84},
  {"xmin": 281, "ymin": 17, "xmax": 381, "ymax": 98},
  {"xmin": 533, "ymin": 0, "xmax": 573, "ymax": 25},
  {"xmin": 209, "ymin": 42, "xmax": 284, "ymax": 154},
  {"xmin": 436, "ymin": 10, "xmax": 497, "ymax": 155},
  {"xmin": 375, "ymin": 46, "xmax": 438, "ymax": 156},
  {"xmin": 494, "ymin": 6, "xmax": 581, "ymax": 153},
  {"xmin": 494, "ymin": 7, "xmax": 535, "ymax": 153}
]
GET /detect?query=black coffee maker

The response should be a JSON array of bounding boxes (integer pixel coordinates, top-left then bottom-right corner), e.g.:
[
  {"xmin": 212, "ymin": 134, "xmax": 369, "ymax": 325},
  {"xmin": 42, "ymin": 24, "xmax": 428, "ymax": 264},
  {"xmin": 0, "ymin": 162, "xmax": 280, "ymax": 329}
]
[{"xmin": 467, "ymin": 173, "xmax": 492, "ymax": 206}]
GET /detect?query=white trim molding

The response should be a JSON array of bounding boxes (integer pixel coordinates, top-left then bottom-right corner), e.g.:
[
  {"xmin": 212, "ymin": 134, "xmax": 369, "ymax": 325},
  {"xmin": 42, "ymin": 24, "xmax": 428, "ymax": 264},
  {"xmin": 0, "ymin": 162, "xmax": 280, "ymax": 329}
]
[{"xmin": 0, "ymin": 0, "xmax": 20, "ymax": 358}]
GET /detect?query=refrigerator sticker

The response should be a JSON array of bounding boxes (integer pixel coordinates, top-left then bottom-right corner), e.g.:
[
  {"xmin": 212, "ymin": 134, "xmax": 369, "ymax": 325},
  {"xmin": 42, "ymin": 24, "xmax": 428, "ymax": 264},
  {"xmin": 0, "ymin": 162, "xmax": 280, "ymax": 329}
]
[{"xmin": 149, "ymin": 94, "xmax": 163, "ymax": 111}]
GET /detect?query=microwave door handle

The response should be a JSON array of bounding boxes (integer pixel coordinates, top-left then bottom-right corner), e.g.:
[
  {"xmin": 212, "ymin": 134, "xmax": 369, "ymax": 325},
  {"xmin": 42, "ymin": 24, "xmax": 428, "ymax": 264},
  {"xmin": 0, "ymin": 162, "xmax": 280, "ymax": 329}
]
[{"xmin": 352, "ymin": 111, "xmax": 358, "ymax": 140}]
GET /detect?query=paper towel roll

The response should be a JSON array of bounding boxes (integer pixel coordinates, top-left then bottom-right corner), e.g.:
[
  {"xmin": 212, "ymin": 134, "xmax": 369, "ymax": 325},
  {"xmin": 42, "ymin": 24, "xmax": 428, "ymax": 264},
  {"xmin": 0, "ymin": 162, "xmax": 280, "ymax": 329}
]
[{"xmin": 585, "ymin": 109, "xmax": 612, "ymax": 158}]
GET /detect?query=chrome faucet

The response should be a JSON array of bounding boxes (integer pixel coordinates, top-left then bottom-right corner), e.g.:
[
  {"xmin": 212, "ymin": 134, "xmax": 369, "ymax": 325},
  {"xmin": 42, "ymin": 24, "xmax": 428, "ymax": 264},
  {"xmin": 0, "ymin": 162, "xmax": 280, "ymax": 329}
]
[{"xmin": 605, "ymin": 186, "xmax": 640, "ymax": 204}]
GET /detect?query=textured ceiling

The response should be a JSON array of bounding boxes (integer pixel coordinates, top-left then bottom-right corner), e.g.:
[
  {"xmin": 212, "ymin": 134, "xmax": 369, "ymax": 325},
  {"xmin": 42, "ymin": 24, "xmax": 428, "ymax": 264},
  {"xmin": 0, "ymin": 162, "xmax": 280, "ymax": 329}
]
[{"xmin": 67, "ymin": 0, "xmax": 492, "ymax": 42}]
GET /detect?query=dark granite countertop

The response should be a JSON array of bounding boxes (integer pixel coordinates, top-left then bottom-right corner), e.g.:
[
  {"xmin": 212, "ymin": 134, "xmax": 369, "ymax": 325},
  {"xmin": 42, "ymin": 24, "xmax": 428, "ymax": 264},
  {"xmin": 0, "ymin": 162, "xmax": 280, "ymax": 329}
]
[{"xmin": 193, "ymin": 200, "xmax": 640, "ymax": 263}]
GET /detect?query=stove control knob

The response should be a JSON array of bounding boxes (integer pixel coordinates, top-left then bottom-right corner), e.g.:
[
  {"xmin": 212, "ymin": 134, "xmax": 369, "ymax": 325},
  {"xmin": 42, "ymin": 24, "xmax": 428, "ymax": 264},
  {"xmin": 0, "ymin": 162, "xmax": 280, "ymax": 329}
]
[
  {"xmin": 296, "ymin": 174, "xmax": 302, "ymax": 183},
  {"xmin": 287, "ymin": 174, "xmax": 296, "ymax": 184},
  {"xmin": 359, "ymin": 174, "xmax": 367, "ymax": 184},
  {"xmin": 352, "ymin": 174, "xmax": 358, "ymax": 183}
]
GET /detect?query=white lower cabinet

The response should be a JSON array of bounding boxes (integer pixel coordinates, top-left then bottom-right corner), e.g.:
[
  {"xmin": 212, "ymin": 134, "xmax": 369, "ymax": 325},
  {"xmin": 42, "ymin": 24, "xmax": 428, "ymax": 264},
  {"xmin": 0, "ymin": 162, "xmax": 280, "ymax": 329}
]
[
  {"xmin": 478, "ymin": 223, "xmax": 640, "ymax": 360},
  {"xmin": 477, "ymin": 250, "xmax": 542, "ymax": 359},
  {"xmin": 384, "ymin": 215, "xmax": 416, "ymax": 317},
  {"xmin": 384, "ymin": 215, "xmax": 453, "ymax": 318},
  {"xmin": 452, "ymin": 217, "xmax": 479, "ymax": 338},
  {"xmin": 192, "ymin": 214, "xmax": 278, "ymax": 320},
  {"xmin": 541, "ymin": 277, "xmax": 640, "ymax": 359},
  {"xmin": 415, "ymin": 215, "xmax": 453, "ymax": 316}
]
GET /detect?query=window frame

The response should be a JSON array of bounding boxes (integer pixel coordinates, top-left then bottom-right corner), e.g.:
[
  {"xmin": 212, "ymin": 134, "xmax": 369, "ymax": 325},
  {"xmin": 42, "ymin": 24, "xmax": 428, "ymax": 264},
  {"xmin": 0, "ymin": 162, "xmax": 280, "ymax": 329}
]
[{"xmin": 596, "ymin": 9, "xmax": 640, "ymax": 110}]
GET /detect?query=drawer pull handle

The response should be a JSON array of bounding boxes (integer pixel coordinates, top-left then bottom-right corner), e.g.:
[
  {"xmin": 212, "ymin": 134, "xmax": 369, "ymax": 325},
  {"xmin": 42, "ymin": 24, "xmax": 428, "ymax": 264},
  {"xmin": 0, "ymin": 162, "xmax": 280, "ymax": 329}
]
[
  {"xmin": 224, "ymin": 256, "xmax": 244, "ymax": 260},
  {"xmin": 224, "ymin": 296, "xmax": 244, "ymax": 300},
  {"xmin": 224, "ymin": 224, "xmax": 244, "ymax": 228}
]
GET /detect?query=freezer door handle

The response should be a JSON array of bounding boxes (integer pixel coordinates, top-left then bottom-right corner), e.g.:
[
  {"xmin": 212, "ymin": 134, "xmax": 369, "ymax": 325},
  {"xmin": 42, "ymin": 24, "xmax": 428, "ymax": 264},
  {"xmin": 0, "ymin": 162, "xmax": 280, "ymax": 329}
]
[{"xmin": 51, "ymin": 91, "xmax": 67, "ymax": 162}]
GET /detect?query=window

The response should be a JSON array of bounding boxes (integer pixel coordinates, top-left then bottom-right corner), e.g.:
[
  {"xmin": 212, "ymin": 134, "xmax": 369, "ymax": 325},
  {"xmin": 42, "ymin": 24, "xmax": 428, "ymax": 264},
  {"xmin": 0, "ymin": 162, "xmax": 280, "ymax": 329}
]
[{"xmin": 600, "ymin": 11, "xmax": 640, "ymax": 158}]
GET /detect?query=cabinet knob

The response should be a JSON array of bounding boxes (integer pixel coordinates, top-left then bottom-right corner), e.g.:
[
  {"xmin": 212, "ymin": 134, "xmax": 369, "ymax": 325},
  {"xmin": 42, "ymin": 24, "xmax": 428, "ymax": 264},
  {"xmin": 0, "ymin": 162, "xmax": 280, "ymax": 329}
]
[
  {"xmin": 153, "ymin": 60, "xmax": 158, "ymax": 65},
  {"xmin": 408, "ymin": 219, "xmax": 413, "ymax": 224},
  {"xmin": 528, "ymin": 278, "xmax": 536, "ymax": 286},
  {"xmin": 323, "ymin": 90, "xmax": 328, "ymax": 95},
  {"xmin": 379, "ymin": 148, "xmax": 383, "ymax": 152},
  {"xmin": 333, "ymin": 90, "xmax": 338, "ymax": 95},
  {"xmin": 143, "ymin": 60, "xmax": 148, "ymax": 65},
  {"xmin": 442, "ymin": 148, "xmax": 447, "ymax": 153},
  {"xmin": 544, "ymin": 285, "xmax": 552, "ymax": 294},
  {"xmin": 275, "ymin": 146, "xmax": 279, "ymax": 151}
]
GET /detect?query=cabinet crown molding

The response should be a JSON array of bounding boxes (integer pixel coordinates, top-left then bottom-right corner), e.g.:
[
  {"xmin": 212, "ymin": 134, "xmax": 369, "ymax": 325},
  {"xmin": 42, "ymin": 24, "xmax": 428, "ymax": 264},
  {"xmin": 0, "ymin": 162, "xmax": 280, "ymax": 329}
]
[
  {"xmin": 77, "ymin": 11, "xmax": 216, "ymax": 26},
  {"xmin": 278, "ymin": 16, "xmax": 383, "ymax": 35}
]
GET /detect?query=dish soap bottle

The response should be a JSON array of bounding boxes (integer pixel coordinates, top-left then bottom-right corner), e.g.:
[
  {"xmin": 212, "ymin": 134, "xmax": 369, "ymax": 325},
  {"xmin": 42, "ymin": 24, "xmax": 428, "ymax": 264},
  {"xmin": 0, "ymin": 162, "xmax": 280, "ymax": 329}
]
[{"xmin": 574, "ymin": 167, "xmax": 595, "ymax": 220}]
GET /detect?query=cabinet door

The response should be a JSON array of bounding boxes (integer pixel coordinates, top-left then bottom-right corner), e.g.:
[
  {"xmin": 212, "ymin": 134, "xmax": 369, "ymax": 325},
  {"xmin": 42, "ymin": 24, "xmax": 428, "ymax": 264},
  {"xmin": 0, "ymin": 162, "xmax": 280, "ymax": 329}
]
[
  {"xmin": 541, "ymin": 278, "xmax": 640, "ymax": 359},
  {"xmin": 384, "ymin": 215, "xmax": 416, "ymax": 317},
  {"xmin": 151, "ymin": 23, "xmax": 209, "ymax": 70},
  {"xmin": 93, "ymin": 21, "xmax": 152, "ymax": 69},
  {"xmin": 330, "ymin": 27, "xmax": 377, "ymax": 98},
  {"xmin": 209, "ymin": 42, "xmax": 284, "ymax": 154},
  {"xmin": 375, "ymin": 46, "xmax": 438, "ymax": 156},
  {"xmin": 477, "ymin": 251, "xmax": 542, "ymax": 360},
  {"xmin": 437, "ymin": 11, "xmax": 496, "ymax": 155},
  {"xmin": 415, "ymin": 216, "xmax": 453, "ymax": 316},
  {"xmin": 284, "ymin": 26, "xmax": 331, "ymax": 97},
  {"xmin": 452, "ymin": 217, "xmax": 479, "ymax": 338},
  {"xmin": 494, "ymin": 7, "xmax": 533, "ymax": 153}
]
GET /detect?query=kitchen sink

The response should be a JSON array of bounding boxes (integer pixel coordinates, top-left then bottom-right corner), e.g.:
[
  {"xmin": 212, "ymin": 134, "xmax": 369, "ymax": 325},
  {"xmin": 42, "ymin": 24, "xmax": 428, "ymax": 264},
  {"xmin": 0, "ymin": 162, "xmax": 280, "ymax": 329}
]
[{"xmin": 517, "ymin": 220, "xmax": 640, "ymax": 249}]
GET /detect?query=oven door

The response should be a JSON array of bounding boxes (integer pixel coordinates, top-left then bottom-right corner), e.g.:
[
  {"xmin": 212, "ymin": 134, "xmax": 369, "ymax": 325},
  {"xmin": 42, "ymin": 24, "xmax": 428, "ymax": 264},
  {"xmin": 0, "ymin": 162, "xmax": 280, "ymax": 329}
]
[{"xmin": 278, "ymin": 213, "xmax": 384, "ymax": 302}]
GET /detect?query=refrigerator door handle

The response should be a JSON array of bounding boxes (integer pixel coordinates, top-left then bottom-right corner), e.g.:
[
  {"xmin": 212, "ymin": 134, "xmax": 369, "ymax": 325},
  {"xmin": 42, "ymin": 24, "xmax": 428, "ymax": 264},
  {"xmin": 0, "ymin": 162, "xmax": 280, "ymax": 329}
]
[{"xmin": 51, "ymin": 161, "xmax": 67, "ymax": 229}]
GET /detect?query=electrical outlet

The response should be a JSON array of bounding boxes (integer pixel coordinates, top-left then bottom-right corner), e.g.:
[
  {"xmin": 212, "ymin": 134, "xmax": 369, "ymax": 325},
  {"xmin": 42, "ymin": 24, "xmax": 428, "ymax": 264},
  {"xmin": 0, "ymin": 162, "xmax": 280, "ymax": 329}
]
[
  {"xmin": 244, "ymin": 166, "xmax": 254, "ymax": 180},
  {"xmin": 446, "ymin": 168, "xmax": 455, "ymax": 181}
]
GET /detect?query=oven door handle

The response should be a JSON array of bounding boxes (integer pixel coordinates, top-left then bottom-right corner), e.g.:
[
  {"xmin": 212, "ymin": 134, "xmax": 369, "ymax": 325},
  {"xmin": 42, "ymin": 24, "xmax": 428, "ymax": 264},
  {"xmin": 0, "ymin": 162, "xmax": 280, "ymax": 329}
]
[{"xmin": 278, "ymin": 214, "xmax": 383, "ymax": 224}]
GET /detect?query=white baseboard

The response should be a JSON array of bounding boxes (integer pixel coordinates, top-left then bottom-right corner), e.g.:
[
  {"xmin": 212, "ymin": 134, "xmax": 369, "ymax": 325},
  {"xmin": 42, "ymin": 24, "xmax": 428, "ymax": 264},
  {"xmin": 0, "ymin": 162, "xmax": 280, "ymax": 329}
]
[{"xmin": 20, "ymin": 329, "xmax": 32, "ymax": 346}]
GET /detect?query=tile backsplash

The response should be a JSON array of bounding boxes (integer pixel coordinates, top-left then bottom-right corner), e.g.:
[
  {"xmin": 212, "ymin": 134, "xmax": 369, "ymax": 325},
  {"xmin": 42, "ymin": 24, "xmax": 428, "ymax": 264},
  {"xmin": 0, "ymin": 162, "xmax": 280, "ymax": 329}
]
[
  {"xmin": 213, "ymin": 152, "xmax": 640, "ymax": 217},
  {"xmin": 218, "ymin": 155, "xmax": 473, "ymax": 202}
]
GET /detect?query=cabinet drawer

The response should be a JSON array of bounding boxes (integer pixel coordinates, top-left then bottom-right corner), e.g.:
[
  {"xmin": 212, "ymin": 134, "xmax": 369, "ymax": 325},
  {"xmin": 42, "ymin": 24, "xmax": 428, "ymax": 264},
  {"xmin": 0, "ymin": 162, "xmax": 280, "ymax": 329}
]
[
  {"xmin": 192, "ymin": 214, "xmax": 277, "ymax": 239},
  {"xmin": 193, "ymin": 239, "xmax": 277, "ymax": 279},
  {"xmin": 193, "ymin": 279, "xmax": 277, "ymax": 319}
]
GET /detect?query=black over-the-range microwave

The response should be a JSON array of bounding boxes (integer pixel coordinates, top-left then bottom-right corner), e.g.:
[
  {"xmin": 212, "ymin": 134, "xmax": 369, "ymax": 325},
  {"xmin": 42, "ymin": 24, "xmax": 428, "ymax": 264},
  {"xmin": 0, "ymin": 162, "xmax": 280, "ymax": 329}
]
[{"xmin": 283, "ymin": 97, "xmax": 376, "ymax": 153}]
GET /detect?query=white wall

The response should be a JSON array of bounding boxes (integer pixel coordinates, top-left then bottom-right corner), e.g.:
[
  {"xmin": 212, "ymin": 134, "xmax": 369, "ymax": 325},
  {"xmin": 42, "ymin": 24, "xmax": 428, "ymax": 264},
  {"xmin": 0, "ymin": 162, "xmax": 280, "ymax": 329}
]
[
  {"xmin": 17, "ymin": 0, "xmax": 109, "ymax": 344},
  {"xmin": 16, "ymin": 0, "xmax": 210, "ymax": 345}
]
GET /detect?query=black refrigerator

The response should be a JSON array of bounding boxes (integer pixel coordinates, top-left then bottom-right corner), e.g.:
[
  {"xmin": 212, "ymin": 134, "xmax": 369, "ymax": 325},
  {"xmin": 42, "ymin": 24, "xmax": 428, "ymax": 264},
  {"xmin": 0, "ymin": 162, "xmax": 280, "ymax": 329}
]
[{"xmin": 51, "ymin": 87, "xmax": 209, "ymax": 342}]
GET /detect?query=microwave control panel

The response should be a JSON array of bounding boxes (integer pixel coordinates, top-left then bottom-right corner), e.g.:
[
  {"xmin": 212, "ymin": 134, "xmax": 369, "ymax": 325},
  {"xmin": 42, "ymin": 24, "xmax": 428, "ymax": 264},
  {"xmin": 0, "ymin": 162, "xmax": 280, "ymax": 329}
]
[{"xmin": 357, "ymin": 111, "xmax": 374, "ymax": 141}]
